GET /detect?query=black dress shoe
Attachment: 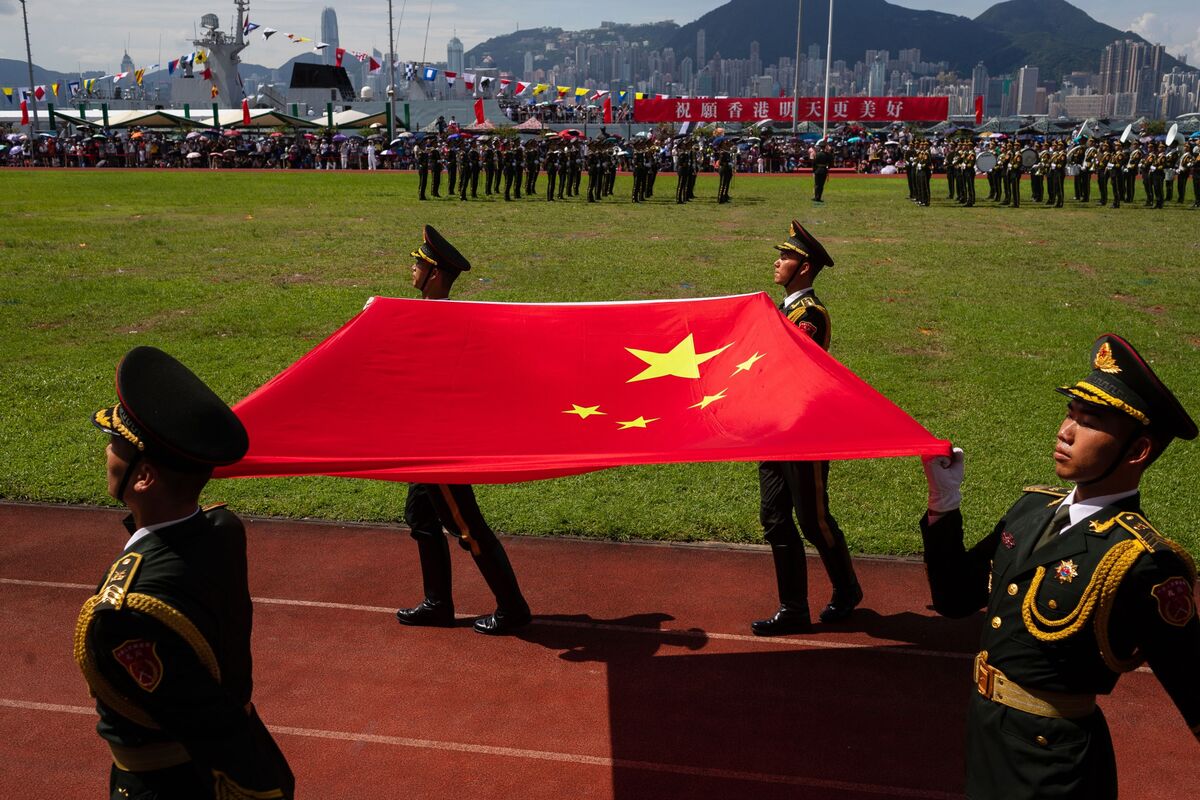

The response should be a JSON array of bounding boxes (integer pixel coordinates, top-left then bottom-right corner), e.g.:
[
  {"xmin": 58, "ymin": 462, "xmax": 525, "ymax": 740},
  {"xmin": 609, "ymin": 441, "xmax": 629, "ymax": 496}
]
[
  {"xmin": 819, "ymin": 584, "xmax": 863, "ymax": 624},
  {"xmin": 473, "ymin": 607, "xmax": 532, "ymax": 635},
  {"xmin": 395, "ymin": 599, "xmax": 455, "ymax": 627},
  {"xmin": 751, "ymin": 605, "xmax": 812, "ymax": 636}
]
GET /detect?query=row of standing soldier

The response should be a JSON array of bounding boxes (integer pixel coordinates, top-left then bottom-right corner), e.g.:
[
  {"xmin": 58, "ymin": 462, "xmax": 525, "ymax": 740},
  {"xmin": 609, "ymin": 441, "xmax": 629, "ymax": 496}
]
[
  {"xmin": 413, "ymin": 137, "xmax": 735, "ymax": 205},
  {"xmin": 908, "ymin": 138, "xmax": 1200, "ymax": 209}
]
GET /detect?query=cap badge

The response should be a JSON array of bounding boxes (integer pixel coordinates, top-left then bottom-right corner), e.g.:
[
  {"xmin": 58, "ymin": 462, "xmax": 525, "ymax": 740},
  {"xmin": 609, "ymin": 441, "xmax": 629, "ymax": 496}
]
[
  {"xmin": 1054, "ymin": 559, "xmax": 1079, "ymax": 584},
  {"xmin": 1093, "ymin": 342, "xmax": 1121, "ymax": 374}
]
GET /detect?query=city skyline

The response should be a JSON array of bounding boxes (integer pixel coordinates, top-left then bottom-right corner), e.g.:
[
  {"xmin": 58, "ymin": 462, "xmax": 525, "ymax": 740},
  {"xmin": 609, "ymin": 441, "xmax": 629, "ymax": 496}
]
[{"xmin": 2, "ymin": 0, "xmax": 1199, "ymax": 75}]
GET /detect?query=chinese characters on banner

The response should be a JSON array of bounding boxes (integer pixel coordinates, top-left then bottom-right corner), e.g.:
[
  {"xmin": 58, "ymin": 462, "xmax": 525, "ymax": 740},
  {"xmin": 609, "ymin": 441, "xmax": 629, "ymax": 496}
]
[{"xmin": 633, "ymin": 96, "xmax": 949, "ymax": 123}]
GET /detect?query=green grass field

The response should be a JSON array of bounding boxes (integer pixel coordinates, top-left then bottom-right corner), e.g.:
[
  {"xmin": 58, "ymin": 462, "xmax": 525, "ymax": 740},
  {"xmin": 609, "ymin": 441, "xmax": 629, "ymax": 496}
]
[{"xmin": 2, "ymin": 169, "xmax": 1197, "ymax": 554}]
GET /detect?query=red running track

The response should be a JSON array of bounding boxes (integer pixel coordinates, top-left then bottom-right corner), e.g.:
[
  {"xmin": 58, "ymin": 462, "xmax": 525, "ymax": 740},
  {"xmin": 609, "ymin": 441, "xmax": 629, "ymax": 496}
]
[{"xmin": 0, "ymin": 502, "xmax": 1192, "ymax": 798}]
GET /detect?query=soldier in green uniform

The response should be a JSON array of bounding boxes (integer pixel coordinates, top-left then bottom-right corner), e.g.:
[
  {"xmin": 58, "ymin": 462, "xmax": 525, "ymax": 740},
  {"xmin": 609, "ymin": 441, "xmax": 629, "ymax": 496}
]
[
  {"xmin": 1178, "ymin": 145, "xmax": 1195, "ymax": 206},
  {"xmin": 80, "ymin": 346, "xmax": 294, "ymax": 799},
  {"xmin": 1030, "ymin": 144, "xmax": 1046, "ymax": 203},
  {"xmin": 1095, "ymin": 141, "xmax": 1112, "ymax": 206},
  {"xmin": 482, "ymin": 142, "xmax": 497, "ymax": 196},
  {"xmin": 544, "ymin": 146, "xmax": 559, "ymax": 202},
  {"xmin": 716, "ymin": 147, "xmax": 734, "ymax": 204},
  {"xmin": 958, "ymin": 141, "xmax": 977, "ymax": 207},
  {"xmin": 415, "ymin": 144, "xmax": 429, "ymax": 201},
  {"xmin": 396, "ymin": 226, "xmax": 532, "ymax": 636},
  {"xmin": 1123, "ymin": 143, "xmax": 1141, "ymax": 204},
  {"xmin": 920, "ymin": 334, "xmax": 1200, "ymax": 800},
  {"xmin": 752, "ymin": 220, "xmax": 863, "ymax": 636},
  {"xmin": 914, "ymin": 141, "xmax": 932, "ymax": 207}
]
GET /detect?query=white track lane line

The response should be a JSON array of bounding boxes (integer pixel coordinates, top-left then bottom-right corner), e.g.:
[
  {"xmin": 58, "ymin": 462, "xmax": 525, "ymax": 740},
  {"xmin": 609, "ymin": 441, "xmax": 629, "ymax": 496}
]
[{"xmin": 0, "ymin": 698, "xmax": 960, "ymax": 798}]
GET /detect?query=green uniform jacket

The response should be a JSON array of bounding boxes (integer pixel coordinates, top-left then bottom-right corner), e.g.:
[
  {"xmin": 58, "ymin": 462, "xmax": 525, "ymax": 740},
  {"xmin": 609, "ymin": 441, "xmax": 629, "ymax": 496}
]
[
  {"xmin": 75, "ymin": 507, "xmax": 294, "ymax": 798},
  {"xmin": 922, "ymin": 489, "xmax": 1200, "ymax": 799},
  {"xmin": 780, "ymin": 290, "xmax": 831, "ymax": 351}
]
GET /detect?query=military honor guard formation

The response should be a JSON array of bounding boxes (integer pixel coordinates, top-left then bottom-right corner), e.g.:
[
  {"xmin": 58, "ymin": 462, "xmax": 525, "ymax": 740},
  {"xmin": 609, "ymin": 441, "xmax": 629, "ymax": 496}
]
[
  {"xmin": 70, "ymin": 209, "xmax": 1198, "ymax": 799},
  {"xmin": 411, "ymin": 134, "xmax": 727, "ymax": 206},
  {"xmin": 905, "ymin": 128, "xmax": 1200, "ymax": 210}
]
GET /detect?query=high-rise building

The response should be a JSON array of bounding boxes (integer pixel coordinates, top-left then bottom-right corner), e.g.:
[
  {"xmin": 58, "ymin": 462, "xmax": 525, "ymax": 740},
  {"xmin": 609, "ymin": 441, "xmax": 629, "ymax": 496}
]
[
  {"xmin": 447, "ymin": 34, "xmax": 464, "ymax": 97},
  {"xmin": 749, "ymin": 41, "xmax": 761, "ymax": 78},
  {"xmin": 697, "ymin": 29, "xmax": 706, "ymax": 69},
  {"xmin": 1099, "ymin": 39, "xmax": 1166, "ymax": 115},
  {"xmin": 971, "ymin": 62, "xmax": 989, "ymax": 102},
  {"xmin": 867, "ymin": 56, "xmax": 886, "ymax": 96},
  {"xmin": 320, "ymin": 8, "xmax": 339, "ymax": 67},
  {"xmin": 1016, "ymin": 65, "xmax": 1038, "ymax": 114}
]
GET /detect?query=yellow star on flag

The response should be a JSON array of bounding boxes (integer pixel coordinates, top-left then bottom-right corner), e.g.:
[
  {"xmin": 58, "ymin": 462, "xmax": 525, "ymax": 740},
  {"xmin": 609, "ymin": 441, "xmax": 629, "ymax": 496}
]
[
  {"xmin": 731, "ymin": 352, "xmax": 765, "ymax": 376},
  {"xmin": 689, "ymin": 388, "xmax": 728, "ymax": 410},
  {"xmin": 625, "ymin": 334, "xmax": 733, "ymax": 383},
  {"xmin": 617, "ymin": 416, "xmax": 659, "ymax": 429},
  {"xmin": 564, "ymin": 404, "xmax": 605, "ymax": 419}
]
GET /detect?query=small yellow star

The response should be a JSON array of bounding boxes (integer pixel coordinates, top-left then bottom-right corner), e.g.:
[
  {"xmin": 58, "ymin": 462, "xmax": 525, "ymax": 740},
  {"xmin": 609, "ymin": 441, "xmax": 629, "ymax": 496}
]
[
  {"xmin": 625, "ymin": 334, "xmax": 733, "ymax": 383},
  {"xmin": 617, "ymin": 416, "xmax": 659, "ymax": 429},
  {"xmin": 689, "ymin": 388, "xmax": 728, "ymax": 409},
  {"xmin": 563, "ymin": 404, "xmax": 605, "ymax": 419},
  {"xmin": 731, "ymin": 352, "xmax": 765, "ymax": 376}
]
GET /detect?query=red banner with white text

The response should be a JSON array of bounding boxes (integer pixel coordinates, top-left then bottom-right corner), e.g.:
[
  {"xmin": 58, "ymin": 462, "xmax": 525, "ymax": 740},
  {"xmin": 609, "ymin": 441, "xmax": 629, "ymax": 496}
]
[
  {"xmin": 215, "ymin": 293, "xmax": 949, "ymax": 485},
  {"xmin": 634, "ymin": 96, "xmax": 948, "ymax": 123}
]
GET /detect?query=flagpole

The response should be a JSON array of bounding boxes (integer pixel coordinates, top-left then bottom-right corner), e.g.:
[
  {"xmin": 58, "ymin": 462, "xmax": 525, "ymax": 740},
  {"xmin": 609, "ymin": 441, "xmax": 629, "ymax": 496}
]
[
  {"xmin": 791, "ymin": 0, "xmax": 801, "ymax": 134},
  {"xmin": 19, "ymin": 0, "xmax": 40, "ymax": 135},
  {"xmin": 822, "ymin": 0, "xmax": 834, "ymax": 141},
  {"xmin": 387, "ymin": 0, "xmax": 397, "ymax": 138}
]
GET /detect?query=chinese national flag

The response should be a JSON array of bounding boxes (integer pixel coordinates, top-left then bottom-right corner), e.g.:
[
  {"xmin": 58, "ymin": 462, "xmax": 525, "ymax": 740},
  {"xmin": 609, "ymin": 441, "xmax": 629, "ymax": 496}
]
[
  {"xmin": 242, "ymin": 98, "xmax": 251, "ymax": 126},
  {"xmin": 975, "ymin": 95, "xmax": 984, "ymax": 125},
  {"xmin": 603, "ymin": 94, "xmax": 613, "ymax": 124},
  {"xmin": 20, "ymin": 99, "xmax": 29, "ymax": 125},
  {"xmin": 474, "ymin": 98, "xmax": 485, "ymax": 125},
  {"xmin": 215, "ymin": 294, "xmax": 948, "ymax": 484}
]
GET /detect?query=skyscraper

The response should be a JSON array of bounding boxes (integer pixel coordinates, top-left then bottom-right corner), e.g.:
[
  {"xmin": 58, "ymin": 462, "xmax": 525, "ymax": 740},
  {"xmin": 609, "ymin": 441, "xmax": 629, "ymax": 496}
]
[
  {"xmin": 697, "ymin": 29, "xmax": 706, "ymax": 69},
  {"xmin": 1016, "ymin": 65, "xmax": 1038, "ymax": 115},
  {"xmin": 320, "ymin": 8, "xmax": 339, "ymax": 67},
  {"xmin": 448, "ymin": 35, "xmax": 464, "ymax": 75},
  {"xmin": 971, "ymin": 62, "xmax": 988, "ymax": 102}
]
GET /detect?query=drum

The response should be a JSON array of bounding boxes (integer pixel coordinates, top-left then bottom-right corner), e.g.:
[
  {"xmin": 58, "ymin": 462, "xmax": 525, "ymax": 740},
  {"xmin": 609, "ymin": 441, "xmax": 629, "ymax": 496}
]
[
  {"xmin": 1066, "ymin": 164, "xmax": 1080, "ymax": 177},
  {"xmin": 1165, "ymin": 168, "xmax": 1176, "ymax": 181},
  {"xmin": 976, "ymin": 152, "xmax": 997, "ymax": 172},
  {"xmin": 1020, "ymin": 148, "xmax": 1038, "ymax": 168}
]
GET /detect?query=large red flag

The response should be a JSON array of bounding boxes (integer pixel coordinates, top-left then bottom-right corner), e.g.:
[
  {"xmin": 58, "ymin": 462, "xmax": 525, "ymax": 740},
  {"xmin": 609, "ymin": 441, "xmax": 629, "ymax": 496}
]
[
  {"xmin": 474, "ymin": 98, "xmax": 485, "ymax": 125},
  {"xmin": 216, "ymin": 294, "xmax": 948, "ymax": 484},
  {"xmin": 21, "ymin": 99, "xmax": 29, "ymax": 125},
  {"xmin": 603, "ymin": 94, "xmax": 613, "ymax": 124},
  {"xmin": 975, "ymin": 95, "xmax": 984, "ymax": 125},
  {"xmin": 241, "ymin": 98, "xmax": 252, "ymax": 126}
]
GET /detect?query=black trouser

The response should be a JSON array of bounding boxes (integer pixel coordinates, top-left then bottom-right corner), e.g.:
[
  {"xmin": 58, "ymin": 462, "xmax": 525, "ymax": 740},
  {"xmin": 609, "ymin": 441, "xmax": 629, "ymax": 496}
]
[
  {"xmin": 718, "ymin": 170, "xmax": 732, "ymax": 202},
  {"xmin": 503, "ymin": 169, "xmax": 514, "ymax": 200},
  {"xmin": 1079, "ymin": 169, "xmax": 1091, "ymax": 201},
  {"xmin": 1151, "ymin": 170, "xmax": 1164, "ymax": 208},
  {"xmin": 470, "ymin": 166, "xmax": 479, "ymax": 197},
  {"xmin": 1192, "ymin": 171, "xmax": 1200, "ymax": 205},
  {"xmin": 946, "ymin": 166, "xmax": 956, "ymax": 199},
  {"xmin": 1030, "ymin": 171, "xmax": 1043, "ymax": 202},
  {"xmin": 759, "ymin": 460, "xmax": 858, "ymax": 602},
  {"xmin": 431, "ymin": 165, "xmax": 441, "ymax": 196},
  {"xmin": 546, "ymin": 169, "xmax": 557, "ymax": 200},
  {"xmin": 676, "ymin": 170, "xmax": 689, "ymax": 203},
  {"xmin": 447, "ymin": 162, "xmax": 457, "ymax": 194},
  {"xmin": 459, "ymin": 166, "xmax": 469, "ymax": 200},
  {"xmin": 1178, "ymin": 171, "xmax": 1189, "ymax": 204},
  {"xmin": 1097, "ymin": 170, "xmax": 1109, "ymax": 205},
  {"xmin": 588, "ymin": 170, "xmax": 599, "ymax": 201},
  {"xmin": 907, "ymin": 165, "xmax": 916, "ymax": 199},
  {"xmin": 1007, "ymin": 168, "xmax": 1021, "ymax": 207},
  {"xmin": 959, "ymin": 169, "xmax": 975, "ymax": 205},
  {"xmin": 483, "ymin": 166, "xmax": 494, "ymax": 195},
  {"xmin": 417, "ymin": 168, "xmax": 428, "ymax": 200},
  {"xmin": 813, "ymin": 168, "xmax": 828, "ymax": 201},
  {"xmin": 405, "ymin": 483, "xmax": 528, "ymax": 613}
]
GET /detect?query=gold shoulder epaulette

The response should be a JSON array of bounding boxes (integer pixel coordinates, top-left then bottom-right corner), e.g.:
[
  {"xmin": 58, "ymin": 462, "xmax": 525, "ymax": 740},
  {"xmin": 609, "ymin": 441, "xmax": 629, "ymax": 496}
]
[
  {"xmin": 1023, "ymin": 485, "xmax": 1068, "ymax": 497},
  {"xmin": 800, "ymin": 296, "xmax": 817, "ymax": 307},
  {"xmin": 1115, "ymin": 512, "xmax": 1167, "ymax": 553},
  {"xmin": 96, "ymin": 552, "xmax": 143, "ymax": 611}
]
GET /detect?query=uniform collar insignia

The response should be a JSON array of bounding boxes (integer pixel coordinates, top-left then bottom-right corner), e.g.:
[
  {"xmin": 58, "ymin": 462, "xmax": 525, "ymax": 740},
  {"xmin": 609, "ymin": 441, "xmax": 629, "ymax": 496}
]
[{"xmin": 1001, "ymin": 530, "xmax": 1016, "ymax": 549}]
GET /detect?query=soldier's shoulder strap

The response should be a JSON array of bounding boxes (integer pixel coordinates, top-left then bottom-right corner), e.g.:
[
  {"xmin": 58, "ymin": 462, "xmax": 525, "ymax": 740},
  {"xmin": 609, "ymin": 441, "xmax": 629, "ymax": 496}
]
[
  {"xmin": 94, "ymin": 552, "xmax": 144, "ymax": 611},
  {"xmin": 1022, "ymin": 485, "xmax": 1069, "ymax": 498}
]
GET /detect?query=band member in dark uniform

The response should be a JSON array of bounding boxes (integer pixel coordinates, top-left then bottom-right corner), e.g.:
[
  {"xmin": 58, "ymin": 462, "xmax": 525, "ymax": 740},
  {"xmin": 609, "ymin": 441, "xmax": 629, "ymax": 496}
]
[
  {"xmin": 921, "ymin": 334, "xmax": 1200, "ymax": 800},
  {"xmin": 80, "ymin": 347, "xmax": 294, "ymax": 799},
  {"xmin": 416, "ymin": 144, "xmax": 429, "ymax": 201},
  {"xmin": 396, "ymin": 226, "xmax": 533, "ymax": 636},
  {"xmin": 752, "ymin": 220, "xmax": 863, "ymax": 636}
]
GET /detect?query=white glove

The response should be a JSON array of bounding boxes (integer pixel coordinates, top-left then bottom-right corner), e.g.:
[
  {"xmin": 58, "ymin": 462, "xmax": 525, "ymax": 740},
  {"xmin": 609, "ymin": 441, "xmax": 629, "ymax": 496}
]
[{"xmin": 922, "ymin": 447, "xmax": 964, "ymax": 514}]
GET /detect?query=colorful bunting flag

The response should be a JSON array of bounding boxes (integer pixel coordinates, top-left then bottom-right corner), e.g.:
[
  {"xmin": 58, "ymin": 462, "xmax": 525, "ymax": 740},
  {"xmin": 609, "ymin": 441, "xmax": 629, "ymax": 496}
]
[
  {"xmin": 51, "ymin": 82, "xmax": 59, "ymax": 97},
  {"xmin": 368, "ymin": 57, "xmax": 381, "ymax": 74},
  {"xmin": 134, "ymin": 69, "xmax": 145, "ymax": 86},
  {"xmin": 244, "ymin": 19, "xmax": 259, "ymax": 36},
  {"xmin": 422, "ymin": 66, "xmax": 438, "ymax": 81},
  {"xmin": 68, "ymin": 81, "xmax": 80, "ymax": 97},
  {"xmin": 334, "ymin": 47, "xmax": 346, "ymax": 67},
  {"xmin": 262, "ymin": 28, "xmax": 278, "ymax": 40},
  {"xmin": 211, "ymin": 85, "xmax": 219, "ymax": 98},
  {"xmin": 33, "ymin": 85, "xmax": 46, "ymax": 100},
  {"xmin": 2, "ymin": 88, "xmax": 12, "ymax": 104},
  {"xmin": 574, "ymin": 87, "xmax": 589, "ymax": 97},
  {"xmin": 168, "ymin": 59, "xmax": 178, "ymax": 75}
]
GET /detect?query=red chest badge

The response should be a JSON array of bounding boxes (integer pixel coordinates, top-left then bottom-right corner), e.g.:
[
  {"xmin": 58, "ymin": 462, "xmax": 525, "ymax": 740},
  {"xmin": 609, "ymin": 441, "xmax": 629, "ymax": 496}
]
[
  {"xmin": 1001, "ymin": 531, "xmax": 1016, "ymax": 549},
  {"xmin": 797, "ymin": 321, "xmax": 818, "ymax": 338},
  {"xmin": 1151, "ymin": 577, "xmax": 1195, "ymax": 627},
  {"xmin": 112, "ymin": 639, "xmax": 164, "ymax": 692}
]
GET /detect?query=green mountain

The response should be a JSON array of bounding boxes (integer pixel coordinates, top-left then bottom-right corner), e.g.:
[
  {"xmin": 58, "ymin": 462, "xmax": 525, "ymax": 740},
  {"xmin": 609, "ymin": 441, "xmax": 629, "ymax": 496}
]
[{"xmin": 974, "ymin": 0, "xmax": 1183, "ymax": 76}]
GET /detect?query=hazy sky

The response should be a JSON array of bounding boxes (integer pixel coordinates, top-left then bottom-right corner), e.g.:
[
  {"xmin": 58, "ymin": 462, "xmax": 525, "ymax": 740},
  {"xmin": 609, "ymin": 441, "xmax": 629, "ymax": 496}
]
[{"xmin": 2, "ymin": 0, "xmax": 1198, "ymax": 75}]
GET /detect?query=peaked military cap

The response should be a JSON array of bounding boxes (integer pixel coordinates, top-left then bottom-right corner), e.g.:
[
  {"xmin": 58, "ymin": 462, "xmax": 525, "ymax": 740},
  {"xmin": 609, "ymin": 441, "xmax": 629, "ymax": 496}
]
[
  {"xmin": 774, "ymin": 219, "xmax": 834, "ymax": 269},
  {"xmin": 1056, "ymin": 334, "xmax": 1197, "ymax": 441},
  {"xmin": 93, "ymin": 346, "xmax": 249, "ymax": 469},
  {"xmin": 410, "ymin": 224, "xmax": 471, "ymax": 274}
]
